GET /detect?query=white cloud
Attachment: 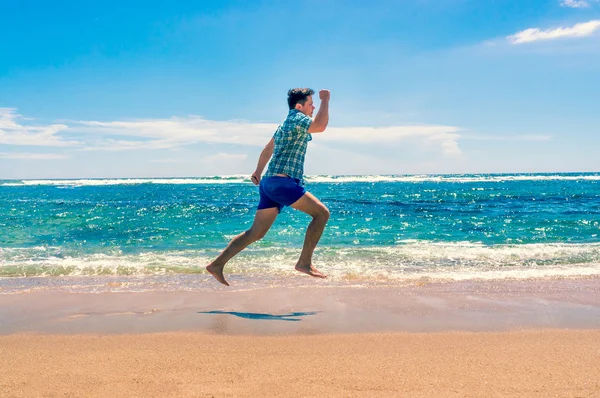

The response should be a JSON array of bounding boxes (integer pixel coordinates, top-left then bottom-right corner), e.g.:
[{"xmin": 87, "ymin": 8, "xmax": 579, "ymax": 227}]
[
  {"xmin": 75, "ymin": 117, "xmax": 278, "ymax": 150},
  {"xmin": 320, "ymin": 125, "xmax": 462, "ymax": 156},
  {"xmin": 2, "ymin": 109, "xmax": 462, "ymax": 158},
  {"xmin": 151, "ymin": 158, "xmax": 190, "ymax": 164},
  {"xmin": 0, "ymin": 108, "xmax": 81, "ymax": 147},
  {"xmin": 561, "ymin": 0, "xmax": 590, "ymax": 8},
  {"xmin": 80, "ymin": 139, "xmax": 179, "ymax": 151},
  {"xmin": 461, "ymin": 134, "xmax": 553, "ymax": 141},
  {"xmin": 73, "ymin": 116, "xmax": 462, "ymax": 156},
  {"xmin": 306, "ymin": 146, "xmax": 408, "ymax": 175},
  {"xmin": 202, "ymin": 153, "xmax": 248, "ymax": 163},
  {"xmin": 0, "ymin": 152, "xmax": 68, "ymax": 160},
  {"xmin": 507, "ymin": 20, "xmax": 600, "ymax": 44}
]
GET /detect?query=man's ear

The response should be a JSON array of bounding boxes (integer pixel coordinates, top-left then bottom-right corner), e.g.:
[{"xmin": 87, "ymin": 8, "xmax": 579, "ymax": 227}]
[{"xmin": 294, "ymin": 103, "xmax": 302, "ymax": 111}]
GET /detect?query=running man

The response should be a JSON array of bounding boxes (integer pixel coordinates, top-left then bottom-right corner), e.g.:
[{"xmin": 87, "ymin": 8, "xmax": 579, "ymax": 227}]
[{"xmin": 206, "ymin": 88, "xmax": 331, "ymax": 286}]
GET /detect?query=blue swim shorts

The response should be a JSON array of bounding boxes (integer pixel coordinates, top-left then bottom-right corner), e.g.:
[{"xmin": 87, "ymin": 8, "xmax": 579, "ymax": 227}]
[{"xmin": 258, "ymin": 176, "xmax": 306, "ymax": 212}]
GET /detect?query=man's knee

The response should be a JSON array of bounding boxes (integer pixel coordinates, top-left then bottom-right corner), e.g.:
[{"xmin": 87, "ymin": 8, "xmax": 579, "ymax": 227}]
[
  {"xmin": 247, "ymin": 227, "xmax": 267, "ymax": 242},
  {"xmin": 316, "ymin": 206, "xmax": 330, "ymax": 221}
]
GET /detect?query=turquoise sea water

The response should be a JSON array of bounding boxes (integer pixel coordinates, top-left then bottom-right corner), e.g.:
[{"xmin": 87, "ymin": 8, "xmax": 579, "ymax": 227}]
[{"xmin": 1, "ymin": 173, "xmax": 600, "ymax": 292}]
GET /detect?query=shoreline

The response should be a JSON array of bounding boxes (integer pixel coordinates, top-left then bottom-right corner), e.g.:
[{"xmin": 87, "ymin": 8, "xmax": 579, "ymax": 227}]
[{"xmin": 2, "ymin": 277, "xmax": 600, "ymax": 335}]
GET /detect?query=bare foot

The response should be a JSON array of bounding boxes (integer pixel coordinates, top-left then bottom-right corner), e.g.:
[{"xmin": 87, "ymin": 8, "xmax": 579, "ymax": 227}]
[
  {"xmin": 295, "ymin": 263, "xmax": 327, "ymax": 279},
  {"xmin": 206, "ymin": 263, "xmax": 230, "ymax": 286}
]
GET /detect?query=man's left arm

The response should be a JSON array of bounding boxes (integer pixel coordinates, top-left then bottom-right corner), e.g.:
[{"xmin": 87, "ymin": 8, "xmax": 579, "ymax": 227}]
[{"xmin": 251, "ymin": 138, "xmax": 274, "ymax": 185}]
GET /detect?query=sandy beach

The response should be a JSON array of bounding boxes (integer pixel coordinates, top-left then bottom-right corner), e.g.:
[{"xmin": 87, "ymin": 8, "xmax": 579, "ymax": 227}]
[
  {"xmin": 1, "ymin": 278, "xmax": 600, "ymax": 396},
  {"xmin": 1, "ymin": 331, "xmax": 599, "ymax": 397}
]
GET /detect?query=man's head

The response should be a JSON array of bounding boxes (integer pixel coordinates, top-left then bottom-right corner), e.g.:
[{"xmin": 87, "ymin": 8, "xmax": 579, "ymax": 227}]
[{"xmin": 287, "ymin": 88, "xmax": 316, "ymax": 117}]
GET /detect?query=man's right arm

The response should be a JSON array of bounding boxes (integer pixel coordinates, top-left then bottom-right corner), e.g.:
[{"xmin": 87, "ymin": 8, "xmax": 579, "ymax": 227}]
[
  {"xmin": 308, "ymin": 89, "xmax": 330, "ymax": 133},
  {"xmin": 251, "ymin": 138, "xmax": 274, "ymax": 185}
]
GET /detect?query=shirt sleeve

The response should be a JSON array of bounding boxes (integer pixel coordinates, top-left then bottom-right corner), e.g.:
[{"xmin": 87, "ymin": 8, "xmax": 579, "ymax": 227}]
[
  {"xmin": 296, "ymin": 113, "xmax": 312, "ymax": 133},
  {"xmin": 296, "ymin": 113, "xmax": 313, "ymax": 141}
]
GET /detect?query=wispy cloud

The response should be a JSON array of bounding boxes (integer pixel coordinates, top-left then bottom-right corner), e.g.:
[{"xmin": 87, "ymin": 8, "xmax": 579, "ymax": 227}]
[
  {"xmin": 461, "ymin": 134, "xmax": 553, "ymax": 141},
  {"xmin": 561, "ymin": 0, "xmax": 591, "ymax": 8},
  {"xmin": 79, "ymin": 139, "xmax": 181, "ymax": 151},
  {"xmin": 151, "ymin": 158, "xmax": 190, "ymax": 164},
  {"xmin": 202, "ymin": 153, "xmax": 248, "ymax": 163},
  {"xmin": 0, "ymin": 152, "xmax": 68, "ymax": 160},
  {"xmin": 320, "ymin": 125, "xmax": 462, "ymax": 156},
  {"xmin": 0, "ymin": 108, "xmax": 81, "ymax": 147},
  {"xmin": 74, "ymin": 117, "xmax": 277, "ymax": 150},
  {"xmin": 3, "ymin": 109, "xmax": 462, "ymax": 157},
  {"xmin": 507, "ymin": 20, "xmax": 600, "ymax": 44},
  {"xmin": 74, "ymin": 116, "xmax": 462, "ymax": 156}
]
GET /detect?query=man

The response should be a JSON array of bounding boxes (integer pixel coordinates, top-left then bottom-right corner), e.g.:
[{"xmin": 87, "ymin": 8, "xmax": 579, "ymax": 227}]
[{"xmin": 206, "ymin": 88, "xmax": 331, "ymax": 286}]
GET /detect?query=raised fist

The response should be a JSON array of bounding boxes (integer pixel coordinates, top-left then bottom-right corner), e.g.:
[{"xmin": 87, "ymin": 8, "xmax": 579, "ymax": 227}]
[{"xmin": 319, "ymin": 89, "xmax": 330, "ymax": 102}]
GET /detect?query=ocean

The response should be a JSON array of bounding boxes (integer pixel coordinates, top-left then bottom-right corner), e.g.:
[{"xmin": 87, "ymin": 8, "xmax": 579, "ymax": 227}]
[{"xmin": 1, "ymin": 173, "xmax": 599, "ymax": 293}]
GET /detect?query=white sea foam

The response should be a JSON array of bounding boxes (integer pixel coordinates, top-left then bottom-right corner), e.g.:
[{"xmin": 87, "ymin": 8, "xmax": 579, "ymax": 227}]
[
  {"xmin": 0, "ymin": 176, "xmax": 251, "ymax": 187},
  {"xmin": 2, "ymin": 242, "xmax": 600, "ymax": 282},
  {"xmin": 2, "ymin": 174, "xmax": 600, "ymax": 187},
  {"xmin": 305, "ymin": 174, "xmax": 600, "ymax": 183}
]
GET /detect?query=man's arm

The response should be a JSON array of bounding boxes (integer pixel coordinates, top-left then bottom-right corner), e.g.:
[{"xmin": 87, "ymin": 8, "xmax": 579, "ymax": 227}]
[
  {"xmin": 308, "ymin": 89, "xmax": 330, "ymax": 133},
  {"xmin": 251, "ymin": 138, "xmax": 274, "ymax": 185}
]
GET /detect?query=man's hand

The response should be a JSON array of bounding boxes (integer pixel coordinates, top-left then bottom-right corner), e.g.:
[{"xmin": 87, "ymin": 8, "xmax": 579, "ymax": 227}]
[
  {"xmin": 251, "ymin": 171, "xmax": 260, "ymax": 185},
  {"xmin": 319, "ymin": 89, "xmax": 330, "ymax": 102}
]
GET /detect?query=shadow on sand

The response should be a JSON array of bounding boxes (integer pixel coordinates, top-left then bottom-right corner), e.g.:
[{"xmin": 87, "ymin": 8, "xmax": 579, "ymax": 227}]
[{"xmin": 198, "ymin": 311, "xmax": 319, "ymax": 322}]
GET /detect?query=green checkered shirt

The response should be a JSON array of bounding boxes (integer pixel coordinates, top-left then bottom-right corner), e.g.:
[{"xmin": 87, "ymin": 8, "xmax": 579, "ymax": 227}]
[{"xmin": 264, "ymin": 109, "xmax": 313, "ymax": 185}]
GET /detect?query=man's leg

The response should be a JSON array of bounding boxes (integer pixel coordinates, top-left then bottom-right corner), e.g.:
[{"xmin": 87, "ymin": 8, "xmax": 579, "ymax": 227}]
[
  {"xmin": 290, "ymin": 192, "xmax": 330, "ymax": 278},
  {"xmin": 206, "ymin": 207, "xmax": 279, "ymax": 286}
]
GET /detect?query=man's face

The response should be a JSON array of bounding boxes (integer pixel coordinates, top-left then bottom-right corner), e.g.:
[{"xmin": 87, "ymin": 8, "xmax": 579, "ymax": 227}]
[{"xmin": 296, "ymin": 96, "xmax": 315, "ymax": 117}]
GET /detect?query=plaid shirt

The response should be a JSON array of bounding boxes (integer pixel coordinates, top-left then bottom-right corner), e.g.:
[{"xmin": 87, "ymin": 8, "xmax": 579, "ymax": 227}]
[{"xmin": 264, "ymin": 109, "xmax": 313, "ymax": 185}]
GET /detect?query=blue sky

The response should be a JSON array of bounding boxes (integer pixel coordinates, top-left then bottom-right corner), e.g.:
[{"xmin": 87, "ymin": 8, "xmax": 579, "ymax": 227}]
[{"xmin": 1, "ymin": 0, "xmax": 600, "ymax": 179}]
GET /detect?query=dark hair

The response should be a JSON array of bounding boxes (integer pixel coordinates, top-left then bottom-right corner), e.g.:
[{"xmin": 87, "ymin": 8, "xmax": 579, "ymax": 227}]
[{"xmin": 287, "ymin": 88, "xmax": 315, "ymax": 110}]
